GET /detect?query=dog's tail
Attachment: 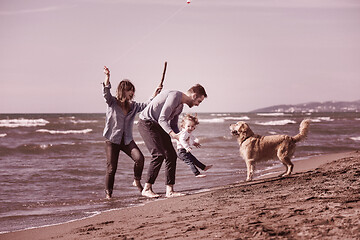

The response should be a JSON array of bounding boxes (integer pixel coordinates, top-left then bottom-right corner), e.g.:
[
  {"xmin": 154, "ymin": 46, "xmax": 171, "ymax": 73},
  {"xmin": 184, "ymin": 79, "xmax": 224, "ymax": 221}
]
[{"xmin": 292, "ymin": 119, "xmax": 310, "ymax": 142}]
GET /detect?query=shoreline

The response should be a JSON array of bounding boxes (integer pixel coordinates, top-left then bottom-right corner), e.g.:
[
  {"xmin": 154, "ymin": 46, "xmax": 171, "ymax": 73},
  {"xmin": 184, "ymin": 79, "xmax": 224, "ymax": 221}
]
[
  {"xmin": 1, "ymin": 151, "xmax": 359, "ymax": 239},
  {"xmin": 257, "ymin": 151, "xmax": 356, "ymax": 179}
]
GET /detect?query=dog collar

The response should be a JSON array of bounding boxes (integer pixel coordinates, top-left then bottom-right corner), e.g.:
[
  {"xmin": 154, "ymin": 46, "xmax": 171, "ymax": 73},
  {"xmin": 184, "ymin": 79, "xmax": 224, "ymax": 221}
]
[{"xmin": 241, "ymin": 136, "xmax": 251, "ymax": 145}]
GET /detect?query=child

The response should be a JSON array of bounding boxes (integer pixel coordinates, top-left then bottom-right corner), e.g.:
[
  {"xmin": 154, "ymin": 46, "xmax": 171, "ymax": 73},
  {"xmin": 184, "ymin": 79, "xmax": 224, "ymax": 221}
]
[{"xmin": 176, "ymin": 114, "xmax": 212, "ymax": 178}]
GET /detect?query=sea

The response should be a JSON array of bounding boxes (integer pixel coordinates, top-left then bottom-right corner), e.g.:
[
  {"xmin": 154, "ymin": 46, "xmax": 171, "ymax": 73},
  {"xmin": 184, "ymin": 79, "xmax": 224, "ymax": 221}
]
[{"xmin": 0, "ymin": 112, "xmax": 359, "ymax": 233}]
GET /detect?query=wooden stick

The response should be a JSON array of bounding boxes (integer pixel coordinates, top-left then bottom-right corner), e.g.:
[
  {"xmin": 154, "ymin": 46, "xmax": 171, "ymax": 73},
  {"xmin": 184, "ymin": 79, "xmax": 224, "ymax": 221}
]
[
  {"xmin": 153, "ymin": 62, "xmax": 167, "ymax": 97},
  {"xmin": 160, "ymin": 61, "xmax": 167, "ymax": 87}
]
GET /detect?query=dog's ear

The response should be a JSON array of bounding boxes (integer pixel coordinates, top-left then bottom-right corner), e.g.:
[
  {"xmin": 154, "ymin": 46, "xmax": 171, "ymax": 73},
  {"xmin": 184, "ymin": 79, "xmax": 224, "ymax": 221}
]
[
  {"xmin": 239, "ymin": 122, "xmax": 254, "ymax": 142},
  {"xmin": 238, "ymin": 122, "xmax": 248, "ymax": 132},
  {"xmin": 243, "ymin": 123, "xmax": 254, "ymax": 136}
]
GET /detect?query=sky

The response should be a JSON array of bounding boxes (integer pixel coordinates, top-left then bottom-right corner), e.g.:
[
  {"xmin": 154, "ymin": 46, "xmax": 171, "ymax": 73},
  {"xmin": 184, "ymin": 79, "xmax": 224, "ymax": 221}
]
[{"xmin": 1, "ymin": 0, "xmax": 360, "ymax": 113}]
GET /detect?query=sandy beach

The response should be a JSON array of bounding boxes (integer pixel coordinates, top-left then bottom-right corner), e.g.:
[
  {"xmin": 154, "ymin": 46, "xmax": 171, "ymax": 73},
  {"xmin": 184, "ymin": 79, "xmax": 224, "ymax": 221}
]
[{"xmin": 2, "ymin": 151, "xmax": 359, "ymax": 240}]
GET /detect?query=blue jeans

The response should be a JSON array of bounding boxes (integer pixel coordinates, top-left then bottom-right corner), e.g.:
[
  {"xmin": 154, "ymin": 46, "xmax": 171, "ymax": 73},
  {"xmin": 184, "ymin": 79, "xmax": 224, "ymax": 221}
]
[{"xmin": 177, "ymin": 148, "xmax": 205, "ymax": 176}]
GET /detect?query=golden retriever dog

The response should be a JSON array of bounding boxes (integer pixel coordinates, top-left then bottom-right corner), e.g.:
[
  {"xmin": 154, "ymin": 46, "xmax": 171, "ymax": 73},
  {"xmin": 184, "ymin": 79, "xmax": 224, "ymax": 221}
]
[{"xmin": 230, "ymin": 119, "xmax": 310, "ymax": 181}]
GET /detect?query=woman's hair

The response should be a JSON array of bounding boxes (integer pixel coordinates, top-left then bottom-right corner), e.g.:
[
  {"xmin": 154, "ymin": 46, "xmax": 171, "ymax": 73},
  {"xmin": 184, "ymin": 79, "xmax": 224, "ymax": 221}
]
[
  {"xmin": 188, "ymin": 84, "xmax": 207, "ymax": 98},
  {"xmin": 116, "ymin": 79, "xmax": 135, "ymax": 112},
  {"xmin": 181, "ymin": 114, "xmax": 199, "ymax": 128},
  {"xmin": 116, "ymin": 79, "xmax": 135, "ymax": 102}
]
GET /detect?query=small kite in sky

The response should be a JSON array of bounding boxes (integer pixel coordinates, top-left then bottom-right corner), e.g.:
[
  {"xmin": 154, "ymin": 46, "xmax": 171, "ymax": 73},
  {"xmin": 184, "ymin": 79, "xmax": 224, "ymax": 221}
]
[{"xmin": 187, "ymin": 0, "xmax": 191, "ymax": 4}]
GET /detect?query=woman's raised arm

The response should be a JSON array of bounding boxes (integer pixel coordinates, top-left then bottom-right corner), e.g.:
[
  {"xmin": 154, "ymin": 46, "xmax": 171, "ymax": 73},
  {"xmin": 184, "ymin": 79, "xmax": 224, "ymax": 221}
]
[{"xmin": 104, "ymin": 66, "xmax": 110, "ymax": 86}]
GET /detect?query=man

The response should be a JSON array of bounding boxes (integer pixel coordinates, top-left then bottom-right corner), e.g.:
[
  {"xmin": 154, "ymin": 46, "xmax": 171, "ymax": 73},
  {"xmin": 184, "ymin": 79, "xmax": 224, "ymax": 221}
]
[{"xmin": 138, "ymin": 84, "xmax": 207, "ymax": 198}]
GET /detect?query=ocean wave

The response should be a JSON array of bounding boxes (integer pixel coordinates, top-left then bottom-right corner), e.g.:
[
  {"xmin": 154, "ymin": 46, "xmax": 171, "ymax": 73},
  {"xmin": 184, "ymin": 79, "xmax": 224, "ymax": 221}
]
[
  {"xmin": 257, "ymin": 113, "xmax": 287, "ymax": 117},
  {"xmin": 199, "ymin": 118, "xmax": 225, "ymax": 123},
  {"xmin": 350, "ymin": 137, "xmax": 360, "ymax": 141},
  {"xmin": 196, "ymin": 135, "xmax": 235, "ymax": 144},
  {"xmin": 0, "ymin": 142, "xmax": 81, "ymax": 155},
  {"xmin": 70, "ymin": 120, "xmax": 99, "ymax": 124},
  {"xmin": 210, "ymin": 113, "xmax": 230, "ymax": 117},
  {"xmin": 59, "ymin": 116, "xmax": 76, "ymax": 120},
  {"xmin": 310, "ymin": 117, "xmax": 334, "ymax": 123},
  {"xmin": 189, "ymin": 116, "xmax": 250, "ymax": 124},
  {"xmin": 255, "ymin": 119, "xmax": 296, "ymax": 126},
  {"xmin": 0, "ymin": 133, "xmax": 7, "ymax": 137},
  {"xmin": 36, "ymin": 129, "xmax": 93, "ymax": 134},
  {"xmin": 0, "ymin": 118, "xmax": 49, "ymax": 128},
  {"xmin": 223, "ymin": 116, "xmax": 250, "ymax": 121},
  {"xmin": 0, "ymin": 144, "xmax": 51, "ymax": 155}
]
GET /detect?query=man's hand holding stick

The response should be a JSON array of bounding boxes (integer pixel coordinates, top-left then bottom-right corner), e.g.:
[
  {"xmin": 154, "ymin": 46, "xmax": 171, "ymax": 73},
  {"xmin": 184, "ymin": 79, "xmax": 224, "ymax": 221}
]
[{"xmin": 153, "ymin": 61, "xmax": 167, "ymax": 97}]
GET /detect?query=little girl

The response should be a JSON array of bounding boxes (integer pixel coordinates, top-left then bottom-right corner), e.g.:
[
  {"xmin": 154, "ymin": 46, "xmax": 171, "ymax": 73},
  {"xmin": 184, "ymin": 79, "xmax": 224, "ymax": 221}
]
[{"xmin": 176, "ymin": 114, "xmax": 212, "ymax": 178}]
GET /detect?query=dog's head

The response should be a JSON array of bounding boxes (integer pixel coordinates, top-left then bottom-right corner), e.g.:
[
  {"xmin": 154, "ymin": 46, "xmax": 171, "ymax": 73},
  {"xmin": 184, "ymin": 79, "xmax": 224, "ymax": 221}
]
[{"xmin": 229, "ymin": 121, "xmax": 254, "ymax": 143}]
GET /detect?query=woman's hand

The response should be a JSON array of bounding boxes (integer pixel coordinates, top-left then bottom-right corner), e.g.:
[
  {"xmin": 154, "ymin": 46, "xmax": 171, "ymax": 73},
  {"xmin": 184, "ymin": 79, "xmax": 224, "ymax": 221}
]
[
  {"xmin": 104, "ymin": 66, "xmax": 110, "ymax": 85},
  {"xmin": 104, "ymin": 66, "xmax": 110, "ymax": 76}
]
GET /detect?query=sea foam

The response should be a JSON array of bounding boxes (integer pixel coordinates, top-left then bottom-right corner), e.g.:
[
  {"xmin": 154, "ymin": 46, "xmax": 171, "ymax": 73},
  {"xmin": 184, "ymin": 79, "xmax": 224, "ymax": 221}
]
[
  {"xmin": 0, "ymin": 118, "xmax": 49, "ymax": 128},
  {"xmin": 310, "ymin": 117, "xmax": 334, "ymax": 122},
  {"xmin": 198, "ymin": 116, "xmax": 250, "ymax": 123},
  {"xmin": 256, "ymin": 119, "xmax": 296, "ymax": 126},
  {"xmin": 257, "ymin": 113, "xmax": 287, "ymax": 116},
  {"xmin": 350, "ymin": 136, "xmax": 360, "ymax": 141},
  {"xmin": 223, "ymin": 116, "xmax": 250, "ymax": 121},
  {"xmin": 210, "ymin": 113, "xmax": 230, "ymax": 117},
  {"xmin": 199, "ymin": 118, "xmax": 225, "ymax": 123},
  {"xmin": 36, "ymin": 129, "xmax": 93, "ymax": 134},
  {"xmin": 70, "ymin": 120, "xmax": 99, "ymax": 124}
]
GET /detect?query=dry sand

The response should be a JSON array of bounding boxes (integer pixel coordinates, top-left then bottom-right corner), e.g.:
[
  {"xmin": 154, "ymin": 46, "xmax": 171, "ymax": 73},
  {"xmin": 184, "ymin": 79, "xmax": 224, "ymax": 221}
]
[{"xmin": 2, "ymin": 151, "xmax": 359, "ymax": 240}]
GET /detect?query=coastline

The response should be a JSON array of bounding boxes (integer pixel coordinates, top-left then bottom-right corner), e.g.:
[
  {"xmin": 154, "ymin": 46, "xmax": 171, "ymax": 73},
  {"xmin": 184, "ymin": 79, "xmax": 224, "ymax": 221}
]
[
  {"xmin": 1, "ymin": 151, "xmax": 359, "ymax": 240},
  {"xmin": 257, "ymin": 151, "xmax": 357, "ymax": 179}
]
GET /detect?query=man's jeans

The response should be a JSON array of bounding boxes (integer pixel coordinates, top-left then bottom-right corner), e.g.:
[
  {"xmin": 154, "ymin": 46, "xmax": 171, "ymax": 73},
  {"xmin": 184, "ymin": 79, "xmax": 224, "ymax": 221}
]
[{"xmin": 137, "ymin": 119, "xmax": 177, "ymax": 185}]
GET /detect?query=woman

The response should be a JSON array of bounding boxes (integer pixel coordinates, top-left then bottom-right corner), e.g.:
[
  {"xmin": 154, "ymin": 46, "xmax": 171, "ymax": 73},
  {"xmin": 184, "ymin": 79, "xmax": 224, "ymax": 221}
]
[{"xmin": 102, "ymin": 66, "xmax": 161, "ymax": 199}]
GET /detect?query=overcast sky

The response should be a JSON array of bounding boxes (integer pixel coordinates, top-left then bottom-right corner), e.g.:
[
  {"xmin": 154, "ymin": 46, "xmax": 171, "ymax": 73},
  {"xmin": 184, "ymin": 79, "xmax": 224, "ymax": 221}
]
[{"xmin": 1, "ymin": 0, "xmax": 359, "ymax": 113}]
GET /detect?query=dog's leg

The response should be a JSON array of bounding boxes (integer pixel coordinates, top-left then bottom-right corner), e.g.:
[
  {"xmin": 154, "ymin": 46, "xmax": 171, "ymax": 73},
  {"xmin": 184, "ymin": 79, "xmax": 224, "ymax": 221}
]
[
  {"xmin": 245, "ymin": 160, "xmax": 255, "ymax": 181},
  {"xmin": 279, "ymin": 157, "xmax": 293, "ymax": 177}
]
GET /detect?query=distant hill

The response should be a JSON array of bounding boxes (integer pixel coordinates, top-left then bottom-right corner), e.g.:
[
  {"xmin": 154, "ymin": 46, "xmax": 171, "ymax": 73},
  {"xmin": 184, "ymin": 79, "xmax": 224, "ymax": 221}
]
[{"xmin": 252, "ymin": 100, "xmax": 360, "ymax": 113}]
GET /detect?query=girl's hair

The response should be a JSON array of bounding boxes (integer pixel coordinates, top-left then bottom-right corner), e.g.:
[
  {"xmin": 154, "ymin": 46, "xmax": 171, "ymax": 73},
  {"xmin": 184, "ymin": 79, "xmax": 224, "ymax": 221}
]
[
  {"xmin": 116, "ymin": 79, "xmax": 135, "ymax": 102},
  {"xmin": 181, "ymin": 114, "xmax": 199, "ymax": 128}
]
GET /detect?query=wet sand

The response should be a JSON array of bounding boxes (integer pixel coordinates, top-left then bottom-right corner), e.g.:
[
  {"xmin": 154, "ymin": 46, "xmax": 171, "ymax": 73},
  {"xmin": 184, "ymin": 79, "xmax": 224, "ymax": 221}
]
[{"xmin": 2, "ymin": 151, "xmax": 359, "ymax": 240}]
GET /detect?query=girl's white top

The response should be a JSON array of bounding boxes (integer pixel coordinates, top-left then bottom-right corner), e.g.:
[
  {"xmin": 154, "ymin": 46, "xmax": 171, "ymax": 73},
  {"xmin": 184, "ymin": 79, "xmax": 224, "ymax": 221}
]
[{"xmin": 176, "ymin": 129, "xmax": 199, "ymax": 150}]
